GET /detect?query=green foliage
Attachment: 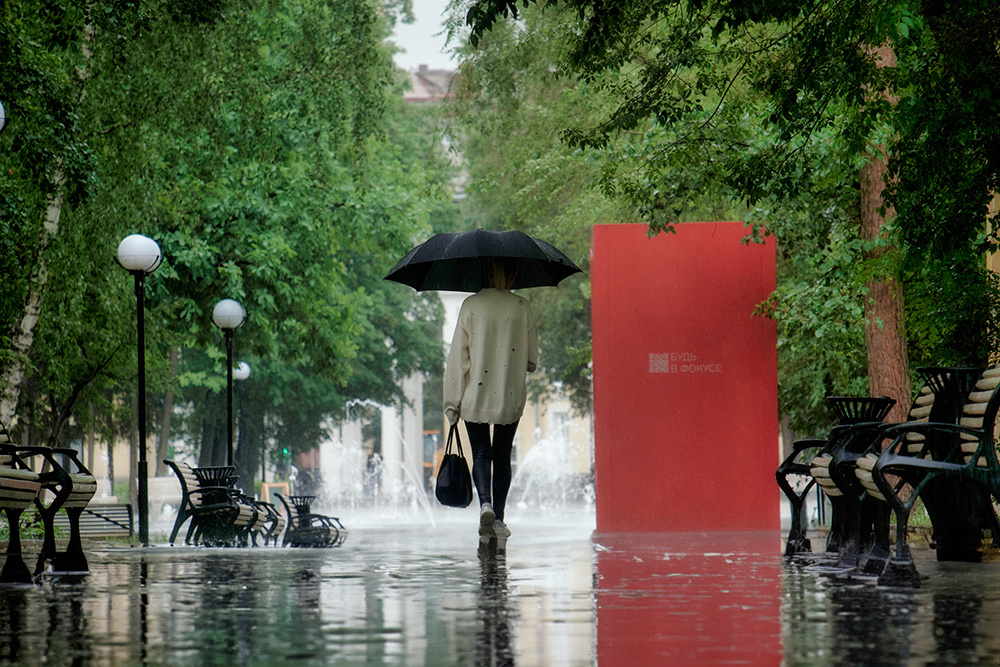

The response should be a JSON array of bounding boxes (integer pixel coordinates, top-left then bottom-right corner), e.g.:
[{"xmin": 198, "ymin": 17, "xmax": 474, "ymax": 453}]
[
  {"xmin": 888, "ymin": 3, "xmax": 1000, "ymax": 259},
  {"xmin": 0, "ymin": 507, "xmax": 48, "ymax": 541},
  {"xmin": 459, "ymin": 0, "xmax": 1000, "ymax": 434},
  {"xmin": 446, "ymin": 3, "xmax": 628, "ymax": 414},
  {"xmin": 1, "ymin": 0, "xmax": 452, "ymax": 465}
]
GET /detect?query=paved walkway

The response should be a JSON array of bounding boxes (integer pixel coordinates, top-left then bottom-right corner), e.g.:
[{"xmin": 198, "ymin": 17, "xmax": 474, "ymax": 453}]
[{"xmin": 2, "ymin": 506, "xmax": 999, "ymax": 666}]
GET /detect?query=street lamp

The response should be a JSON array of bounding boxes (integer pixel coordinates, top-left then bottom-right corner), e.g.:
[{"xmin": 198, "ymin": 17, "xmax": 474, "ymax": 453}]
[
  {"xmin": 0, "ymin": 100, "xmax": 7, "ymax": 135},
  {"xmin": 233, "ymin": 361, "xmax": 251, "ymax": 381},
  {"xmin": 117, "ymin": 234, "xmax": 162, "ymax": 547},
  {"xmin": 213, "ymin": 299, "xmax": 246, "ymax": 467}
]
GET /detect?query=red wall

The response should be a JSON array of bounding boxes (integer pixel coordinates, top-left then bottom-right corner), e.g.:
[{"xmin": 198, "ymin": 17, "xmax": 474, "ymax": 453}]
[{"xmin": 591, "ymin": 223, "xmax": 779, "ymax": 532}]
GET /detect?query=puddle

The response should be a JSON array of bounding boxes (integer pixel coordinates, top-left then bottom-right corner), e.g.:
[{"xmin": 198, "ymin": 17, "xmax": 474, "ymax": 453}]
[{"xmin": 2, "ymin": 513, "xmax": 998, "ymax": 666}]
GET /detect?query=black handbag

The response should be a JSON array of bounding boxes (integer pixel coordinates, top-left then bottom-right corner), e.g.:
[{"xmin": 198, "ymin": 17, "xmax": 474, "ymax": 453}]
[{"xmin": 435, "ymin": 424, "xmax": 474, "ymax": 508}]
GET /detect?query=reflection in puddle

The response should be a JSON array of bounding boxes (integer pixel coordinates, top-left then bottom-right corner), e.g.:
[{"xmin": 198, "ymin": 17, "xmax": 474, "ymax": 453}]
[
  {"xmin": 477, "ymin": 541, "xmax": 514, "ymax": 667},
  {"xmin": 1, "ymin": 519, "xmax": 998, "ymax": 666},
  {"xmin": 0, "ymin": 512, "xmax": 596, "ymax": 667},
  {"xmin": 594, "ymin": 532, "xmax": 783, "ymax": 667},
  {"xmin": 593, "ymin": 532, "xmax": 1000, "ymax": 667},
  {"xmin": 781, "ymin": 548, "xmax": 1000, "ymax": 666}
]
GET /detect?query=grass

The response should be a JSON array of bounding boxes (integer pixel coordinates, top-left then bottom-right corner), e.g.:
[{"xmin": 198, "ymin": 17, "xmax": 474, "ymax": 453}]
[
  {"xmin": 0, "ymin": 508, "xmax": 58, "ymax": 541},
  {"xmin": 908, "ymin": 497, "xmax": 932, "ymax": 527}
]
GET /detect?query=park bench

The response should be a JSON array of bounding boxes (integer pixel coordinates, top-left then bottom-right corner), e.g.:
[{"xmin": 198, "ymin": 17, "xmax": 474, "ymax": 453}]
[
  {"xmin": 239, "ymin": 494, "xmax": 268, "ymax": 546},
  {"xmin": 777, "ymin": 396, "xmax": 897, "ymax": 561},
  {"xmin": 275, "ymin": 494, "xmax": 346, "ymax": 548},
  {"xmin": 864, "ymin": 365, "xmax": 1000, "ymax": 586},
  {"xmin": 776, "ymin": 438, "xmax": 824, "ymax": 556},
  {"xmin": 0, "ymin": 436, "xmax": 98, "ymax": 579},
  {"xmin": 1, "ymin": 438, "xmax": 42, "ymax": 584},
  {"xmin": 52, "ymin": 503, "xmax": 133, "ymax": 539},
  {"xmin": 164, "ymin": 460, "xmax": 265, "ymax": 547},
  {"xmin": 247, "ymin": 499, "xmax": 285, "ymax": 546},
  {"xmin": 31, "ymin": 447, "xmax": 99, "ymax": 575},
  {"xmin": 163, "ymin": 460, "xmax": 241, "ymax": 546},
  {"xmin": 807, "ymin": 396, "xmax": 900, "ymax": 574},
  {"xmin": 807, "ymin": 373, "xmax": 996, "ymax": 578}
]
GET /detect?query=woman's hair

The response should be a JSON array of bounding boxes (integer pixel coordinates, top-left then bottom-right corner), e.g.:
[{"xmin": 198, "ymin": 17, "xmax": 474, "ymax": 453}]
[{"xmin": 488, "ymin": 257, "xmax": 518, "ymax": 290}]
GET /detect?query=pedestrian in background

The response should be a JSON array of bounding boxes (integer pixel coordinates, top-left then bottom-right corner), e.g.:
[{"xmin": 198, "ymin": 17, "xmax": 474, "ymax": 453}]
[{"xmin": 444, "ymin": 257, "xmax": 538, "ymax": 547}]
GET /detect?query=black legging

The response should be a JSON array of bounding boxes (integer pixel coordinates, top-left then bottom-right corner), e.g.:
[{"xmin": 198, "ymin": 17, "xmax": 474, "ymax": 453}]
[{"xmin": 465, "ymin": 421, "xmax": 518, "ymax": 522}]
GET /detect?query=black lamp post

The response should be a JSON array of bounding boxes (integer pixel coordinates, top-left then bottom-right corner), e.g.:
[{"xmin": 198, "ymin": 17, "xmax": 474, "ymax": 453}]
[
  {"xmin": 212, "ymin": 299, "xmax": 246, "ymax": 467},
  {"xmin": 117, "ymin": 234, "xmax": 162, "ymax": 547}
]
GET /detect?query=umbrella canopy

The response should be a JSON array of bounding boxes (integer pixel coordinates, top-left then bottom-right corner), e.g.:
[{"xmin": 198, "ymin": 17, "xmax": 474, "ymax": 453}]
[{"xmin": 385, "ymin": 229, "xmax": 583, "ymax": 292}]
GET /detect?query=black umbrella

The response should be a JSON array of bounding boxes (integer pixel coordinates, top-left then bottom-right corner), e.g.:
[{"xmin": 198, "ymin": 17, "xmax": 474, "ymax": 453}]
[{"xmin": 385, "ymin": 229, "xmax": 583, "ymax": 292}]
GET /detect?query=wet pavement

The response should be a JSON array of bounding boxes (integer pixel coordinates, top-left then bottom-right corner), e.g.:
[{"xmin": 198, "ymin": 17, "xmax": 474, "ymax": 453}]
[{"xmin": 2, "ymin": 508, "xmax": 999, "ymax": 666}]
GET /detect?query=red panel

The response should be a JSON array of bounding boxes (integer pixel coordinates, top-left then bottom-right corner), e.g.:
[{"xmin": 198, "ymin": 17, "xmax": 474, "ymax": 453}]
[{"xmin": 591, "ymin": 223, "xmax": 778, "ymax": 532}]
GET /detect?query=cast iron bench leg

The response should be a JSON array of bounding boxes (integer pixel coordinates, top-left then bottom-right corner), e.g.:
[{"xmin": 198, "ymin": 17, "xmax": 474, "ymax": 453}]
[{"xmin": 0, "ymin": 506, "xmax": 33, "ymax": 584}]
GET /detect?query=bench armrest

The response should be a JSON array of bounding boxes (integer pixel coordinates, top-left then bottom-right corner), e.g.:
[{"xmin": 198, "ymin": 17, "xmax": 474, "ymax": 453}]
[
  {"xmin": 882, "ymin": 421, "xmax": 982, "ymax": 439},
  {"xmin": 5, "ymin": 445, "xmax": 70, "ymax": 483}
]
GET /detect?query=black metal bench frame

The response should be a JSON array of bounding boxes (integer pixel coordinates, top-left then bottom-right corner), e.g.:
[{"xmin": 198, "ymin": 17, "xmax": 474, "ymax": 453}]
[
  {"xmin": 275, "ymin": 494, "xmax": 346, "ymax": 548},
  {"xmin": 245, "ymin": 498, "xmax": 284, "ymax": 546},
  {"xmin": 36, "ymin": 448, "xmax": 98, "ymax": 575},
  {"xmin": 777, "ymin": 397, "xmax": 896, "ymax": 563},
  {"xmin": 1, "ymin": 444, "xmax": 42, "ymax": 584},
  {"xmin": 818, "ymin": 396, "xmax": 898, "ymax": 574},
  {"xmin": 776, "ymin": 438, "xmax": 823, "ymax": 556},
  {"xmin": 871, "ymin": 366, "xmax": 1000, "ymax": 586},
  {"xmin": 163, "ymin": 460, "xmax": 240, "ymax": 546},
  {"xmin": 2, "ymin": 444, "xmax": 99, "ymax": 578}
]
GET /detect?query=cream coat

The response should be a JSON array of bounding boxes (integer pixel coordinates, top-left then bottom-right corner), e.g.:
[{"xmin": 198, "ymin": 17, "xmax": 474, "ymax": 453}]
[{"xmin": 444, "ymin": 288, "xmax": 538, "ymax": 425}]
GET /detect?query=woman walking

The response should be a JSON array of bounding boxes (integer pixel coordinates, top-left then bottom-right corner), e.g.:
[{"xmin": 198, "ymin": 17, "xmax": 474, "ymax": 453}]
[{"xmin": 444, "ymin": 258, "xmax": 538, "ymax": 547}]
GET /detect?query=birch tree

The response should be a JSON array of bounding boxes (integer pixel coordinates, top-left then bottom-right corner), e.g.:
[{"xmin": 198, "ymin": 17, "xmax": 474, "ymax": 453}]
[{"xmin": 2, "ymin": 0, "xmax": 448, "ymax": 458}]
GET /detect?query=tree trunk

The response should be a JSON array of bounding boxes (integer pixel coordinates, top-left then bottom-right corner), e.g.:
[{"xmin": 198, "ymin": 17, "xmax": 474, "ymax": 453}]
[
  {"xmin": 234, "ymin": 385, "xmax": 264, "ymax": 494},
  {"xmin": 155, "ymin": 347, "xmax": 179, "ymax": 476},
  {"xmin": 86, "ymin": 404, "xmax": 96, "ymax": 471},
  {"xmin": 860, "ymin": 43, "xmax": 910, "ymax": 422},
  {"xmin": 0, "ymin": 178, "xmax": 64, "ymax": 429},
  {"xmin": 198, "ymin": 392, "xmax": 227, "ymax": 467},
  {"xmin": 0, "ymin": 21, "xmax": 95, "ymax": 431}
]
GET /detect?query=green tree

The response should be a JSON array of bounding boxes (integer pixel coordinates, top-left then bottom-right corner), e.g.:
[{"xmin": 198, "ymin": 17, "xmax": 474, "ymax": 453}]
[
  {"xmin": 461, "ymin": 0, "xmax": 1000, "ymax": 430},
  {"xmin": 0, "ymin": 0, "xmax": 148, "ymax": 429},
  {"xmin": 1, "ymin": 0, "xmax": 450, "ymax": 483},
  {"xmin": 445, "ymin": 4, "xmax": 636, "ymax": 413}
]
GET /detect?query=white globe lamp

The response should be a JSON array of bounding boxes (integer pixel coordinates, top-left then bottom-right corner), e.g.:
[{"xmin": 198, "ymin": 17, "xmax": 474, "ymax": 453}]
[
  {"xmin": 233, "ymin": 361, "xmax": 251, "ymax": 381},
  {"xmin": 117, "ymin": 234, "xmax": 162, "ymax": 274},
  {"xmin": 213, "ymin": 298, "xmax": 246, "ymax": 330},
  {"xmin": 214, "ymin": 298, "xmax": 246, "ymax": 466}
]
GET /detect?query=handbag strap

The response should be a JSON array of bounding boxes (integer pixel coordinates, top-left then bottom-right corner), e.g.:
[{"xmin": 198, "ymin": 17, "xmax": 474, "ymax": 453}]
[{"xmin": 445, "ymin": 423, "xmax": 466, "ymax": 458}]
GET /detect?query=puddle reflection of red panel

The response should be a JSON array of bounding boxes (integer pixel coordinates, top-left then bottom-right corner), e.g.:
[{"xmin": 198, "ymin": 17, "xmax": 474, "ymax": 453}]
[{"xmin": 595, "ymin": 532, "xmax": 782, "ymax": 667}]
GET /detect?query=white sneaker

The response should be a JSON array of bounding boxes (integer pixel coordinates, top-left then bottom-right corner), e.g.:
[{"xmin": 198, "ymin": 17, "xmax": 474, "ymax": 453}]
[
  {"xmin": 493, "ymin": 520, "xmax": 511, "ymax": 548},
  {"xmin": 479, "ymin": 504, "xmax": 496, "ymax": 538}
]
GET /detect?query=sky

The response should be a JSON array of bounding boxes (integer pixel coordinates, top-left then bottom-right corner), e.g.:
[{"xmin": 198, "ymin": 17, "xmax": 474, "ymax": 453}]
[{"xmin": 391, "ymin": 0, "xmax": 460, "ymax": 71}]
